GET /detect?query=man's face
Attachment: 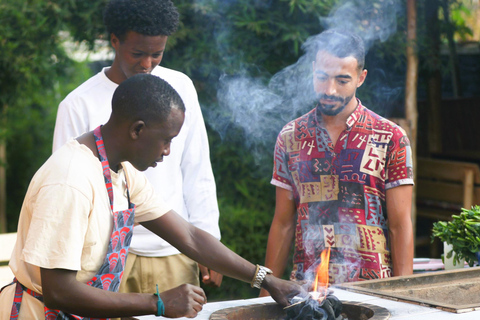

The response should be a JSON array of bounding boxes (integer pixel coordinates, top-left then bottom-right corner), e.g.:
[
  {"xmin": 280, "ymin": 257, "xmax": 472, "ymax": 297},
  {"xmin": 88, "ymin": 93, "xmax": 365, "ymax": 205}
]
[
  {"xmin": 111, "ymin": 31, "xmax": 168, "ymax": 81},
  {"xmin": 130, "ymin": 108, "xmax": 184, "ymax": 172},
  {"xmin": 313, "ymin": 50, "xmax": 367, "ymax": 116}
]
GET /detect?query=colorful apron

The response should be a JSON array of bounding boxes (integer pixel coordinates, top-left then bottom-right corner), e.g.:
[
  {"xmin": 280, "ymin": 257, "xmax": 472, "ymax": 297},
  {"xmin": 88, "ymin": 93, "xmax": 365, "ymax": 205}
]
[{"xmin": 7, "ymin": 126, "xmax": 135, "ymax": 319}]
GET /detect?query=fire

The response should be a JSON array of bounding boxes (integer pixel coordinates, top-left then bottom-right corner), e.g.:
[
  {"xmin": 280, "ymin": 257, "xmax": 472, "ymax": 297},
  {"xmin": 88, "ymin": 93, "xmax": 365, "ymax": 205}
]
[{"xmin": 313, "ymin": 247, "xmax": 331, "ymax": 301}]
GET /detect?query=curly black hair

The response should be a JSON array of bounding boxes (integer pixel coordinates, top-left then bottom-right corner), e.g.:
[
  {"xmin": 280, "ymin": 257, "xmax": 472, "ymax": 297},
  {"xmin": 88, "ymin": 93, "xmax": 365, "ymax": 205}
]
[{"xmin": 103, "ymin": 0, "xmax": 179, "ymax": 41}]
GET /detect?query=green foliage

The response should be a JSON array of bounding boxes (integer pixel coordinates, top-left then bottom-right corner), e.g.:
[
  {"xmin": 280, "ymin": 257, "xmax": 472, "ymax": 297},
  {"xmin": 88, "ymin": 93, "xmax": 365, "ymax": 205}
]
[
  {"xmin": 432, "ymin": 206, "xmax": 480, "ymax": 267},
  {"xmin": 5, "ymin": 60, "xmax": 94, "ymax": 231},
  {"xmin": 0, "ymin": 0, "xmax": 106, "ymax": 232},
  {"xmin": 204, "ymin": 198, "xmax": 275, "ymax": 301},
  {"xmin": 442, "ymin": 0, "xmax": 474, "ymax": 42}
]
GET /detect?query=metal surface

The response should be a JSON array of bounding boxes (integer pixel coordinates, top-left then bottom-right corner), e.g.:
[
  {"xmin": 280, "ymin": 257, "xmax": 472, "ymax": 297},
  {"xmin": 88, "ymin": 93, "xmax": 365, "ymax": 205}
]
[
  {"xmin": 336, "ymin": 267, "xmax": 480, "ymax": 313},
  {"xmin": 209, "ymin": 300, "xmax": 391, "ymax": 320}
]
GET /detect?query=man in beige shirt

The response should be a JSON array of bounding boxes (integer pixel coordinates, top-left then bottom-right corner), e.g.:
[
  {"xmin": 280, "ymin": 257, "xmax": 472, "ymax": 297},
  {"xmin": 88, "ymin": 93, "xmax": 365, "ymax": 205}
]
[{"xmin": 0, "ymin": 74, "xmax": 305, "ymax": 319}]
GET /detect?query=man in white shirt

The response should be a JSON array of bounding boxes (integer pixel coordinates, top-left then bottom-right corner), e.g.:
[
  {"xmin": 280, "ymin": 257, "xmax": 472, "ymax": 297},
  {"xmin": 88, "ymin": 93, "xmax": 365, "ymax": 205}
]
[{"xmin": 52, "ymin": 0, "xmax": 222, "ymax": 293}]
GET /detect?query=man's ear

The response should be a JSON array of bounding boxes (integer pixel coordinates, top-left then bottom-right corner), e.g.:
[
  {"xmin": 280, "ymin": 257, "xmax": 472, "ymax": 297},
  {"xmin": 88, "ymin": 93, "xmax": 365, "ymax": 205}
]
[
  {"xmin": 130, "ymin": 120, "xmax": 146, "ymax": 140},
  {"xmin": 110, "ymin": 33, "xmax": 120, "ymax": 50},
  {"xmin": 357, "ymin": 69, "xmax": 368, "ymax": 88}
]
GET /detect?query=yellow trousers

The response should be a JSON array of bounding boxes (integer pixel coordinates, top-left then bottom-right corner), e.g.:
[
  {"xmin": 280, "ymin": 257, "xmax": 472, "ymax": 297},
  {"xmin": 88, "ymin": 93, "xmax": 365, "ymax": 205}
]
[{"xmin": 119, "ymin": 253, "xmax": 200, "ymax": 293}]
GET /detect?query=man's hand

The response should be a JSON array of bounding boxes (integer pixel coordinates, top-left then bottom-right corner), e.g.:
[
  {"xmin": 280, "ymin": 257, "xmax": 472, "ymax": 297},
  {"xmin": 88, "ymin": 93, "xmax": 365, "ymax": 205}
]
[
  {"xmin": 198, "ymin": 263, "xmax": 223, "ymax": 287},
  {"xmin": 159, "ymin": 284, "xmax": 207, "ymax": 318},
  {"xmin": 261, "ymin": 276, "xmax": 308, "ymax": 307}
]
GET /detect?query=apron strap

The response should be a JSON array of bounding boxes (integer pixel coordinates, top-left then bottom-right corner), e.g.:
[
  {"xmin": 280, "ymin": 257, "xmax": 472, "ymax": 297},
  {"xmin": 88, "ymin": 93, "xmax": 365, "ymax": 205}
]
[{"xmin": 93, "ymin": 126, "xmax": 114, "ymax": 211}]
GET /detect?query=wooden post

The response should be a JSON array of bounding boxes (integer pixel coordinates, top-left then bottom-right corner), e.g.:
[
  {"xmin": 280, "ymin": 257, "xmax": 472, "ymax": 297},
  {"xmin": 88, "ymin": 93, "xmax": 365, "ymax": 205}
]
[
  {"xmin": 405, "ymin": 0, "xmax": 419, "ymax": 247},
  {"xmin": 425, "ymin": 0, "xmax": 443, "ymax": 155},
  {"xmin": 463, "ymin": 169, "xmax": 475, "ymax": 210},
  {"xmin": 0, "ymin": 105, "xmax": 6, "ymax": 233}
]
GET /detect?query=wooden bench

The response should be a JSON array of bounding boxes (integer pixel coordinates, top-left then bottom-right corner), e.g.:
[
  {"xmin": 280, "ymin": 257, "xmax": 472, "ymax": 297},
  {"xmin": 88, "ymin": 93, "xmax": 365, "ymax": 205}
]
[
  {"xmin": 415, "ymin": 158, "xmax": 480, "ymax": 257},
  {"xmin": 0, "ymin": 232, "xmax": 16, "ymax": 287}
]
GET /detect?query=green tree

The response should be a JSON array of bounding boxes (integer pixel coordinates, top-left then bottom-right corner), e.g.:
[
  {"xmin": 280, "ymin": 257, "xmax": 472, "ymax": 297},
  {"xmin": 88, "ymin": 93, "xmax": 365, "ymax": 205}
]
[{"xmin": 0, "ymin": 0, "xmax": 107, "ymax": 232}]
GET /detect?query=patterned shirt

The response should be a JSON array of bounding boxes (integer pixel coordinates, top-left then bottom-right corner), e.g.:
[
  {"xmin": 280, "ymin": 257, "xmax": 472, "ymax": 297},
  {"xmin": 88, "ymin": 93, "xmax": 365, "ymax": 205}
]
[{"xmin": 271, "ymin": 101, "xmax": 414, "ymax": 284}]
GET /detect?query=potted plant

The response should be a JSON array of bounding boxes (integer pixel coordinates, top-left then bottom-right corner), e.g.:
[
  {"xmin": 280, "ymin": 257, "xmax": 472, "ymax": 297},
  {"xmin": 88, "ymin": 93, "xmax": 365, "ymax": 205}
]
[{"xmin": 432, "ymin": 205, "xmax": 480, "ymax": 268}]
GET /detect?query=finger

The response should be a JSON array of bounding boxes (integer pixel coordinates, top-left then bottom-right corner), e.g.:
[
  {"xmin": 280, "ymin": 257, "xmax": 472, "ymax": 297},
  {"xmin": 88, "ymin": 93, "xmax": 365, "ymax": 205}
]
[
  {"xmin": 198, "ymin": 264, "xmax": 209, "ymax": 279},
  {"xmin": 192, "ymin": 300, "xmax": 204, "ymax": 312},
  {"xmin": 191, "ymin": 286, "xmax": 207, "ymax": 304},
  {"xmin": 192, "ymin": 292, "xmax": 207, "ymax": 306}
]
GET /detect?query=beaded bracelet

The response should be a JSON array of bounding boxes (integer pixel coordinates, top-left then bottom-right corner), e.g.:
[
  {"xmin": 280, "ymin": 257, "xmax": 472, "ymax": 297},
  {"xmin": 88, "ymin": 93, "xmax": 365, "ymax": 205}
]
[{"xmin": 154, "ymin": 284, "xmax": 165, "ymax": 316}]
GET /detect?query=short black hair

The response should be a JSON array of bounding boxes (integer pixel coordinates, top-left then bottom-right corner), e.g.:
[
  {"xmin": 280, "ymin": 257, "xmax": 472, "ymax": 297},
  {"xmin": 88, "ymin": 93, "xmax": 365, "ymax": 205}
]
[
  {"xmin": 305, "ymin": 29, "xmax": 365, "ymax": 71},
  {"xmin": 104, "ymin": 0, "xmax": 179, "ymax": 41},
  {"xmin": 112, "ymin": 74, "xmax": 185, "ymax": 124}
]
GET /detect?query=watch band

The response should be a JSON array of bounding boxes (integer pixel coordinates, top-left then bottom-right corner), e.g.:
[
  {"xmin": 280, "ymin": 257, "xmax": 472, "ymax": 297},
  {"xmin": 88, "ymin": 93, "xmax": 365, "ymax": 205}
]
[{"xmin": 251, "ymin": 265, "xmax": 273, "ymax": 289}]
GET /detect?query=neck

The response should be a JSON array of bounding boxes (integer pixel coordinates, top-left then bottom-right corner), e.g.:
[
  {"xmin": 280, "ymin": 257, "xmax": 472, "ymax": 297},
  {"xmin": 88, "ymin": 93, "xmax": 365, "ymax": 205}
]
[
  {"xmin": 104, "ymin": 62, "xmax": 126, "ymax": 85},
  {"xmin": 99, "ymin": 123, "xmax": 123, "ymax": 172}
]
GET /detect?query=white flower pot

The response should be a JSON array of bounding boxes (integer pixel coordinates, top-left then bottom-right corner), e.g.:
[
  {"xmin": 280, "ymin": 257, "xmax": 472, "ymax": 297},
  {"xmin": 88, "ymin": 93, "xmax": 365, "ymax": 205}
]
[{"xmin": 443, "ymin": 242, "xmax": 465, "ymax": 270}]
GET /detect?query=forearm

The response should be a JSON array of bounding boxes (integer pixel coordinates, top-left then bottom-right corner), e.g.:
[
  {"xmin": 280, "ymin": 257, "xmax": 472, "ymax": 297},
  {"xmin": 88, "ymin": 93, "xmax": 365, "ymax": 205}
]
[
  {"xmin": 389, "ymin": 221, "xmax": 414, "ymax": 276},
  {"xmin": 41, "ymin": 268, "xmax": 157, "ymax": 318},
  {"xmin": 142, "ymin": 213, "xmax": 257, "ymax": 284},
  {"xmin": 386, "ymin": 185, "xmax": 414, "ymax": 276},
  {"xmin": 177, "ymin": 226, "xmax": 256, "ymax": 282},
  {"xmin": 265, "ymin": 218, "xmax": 295, "ymax": 278}
]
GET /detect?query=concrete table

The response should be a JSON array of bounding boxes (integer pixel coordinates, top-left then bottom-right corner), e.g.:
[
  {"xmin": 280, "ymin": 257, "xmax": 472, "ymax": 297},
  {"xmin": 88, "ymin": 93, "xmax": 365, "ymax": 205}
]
[{"xmin": 136, "ymin": 287, "xmax": 480, "ymax": 320}]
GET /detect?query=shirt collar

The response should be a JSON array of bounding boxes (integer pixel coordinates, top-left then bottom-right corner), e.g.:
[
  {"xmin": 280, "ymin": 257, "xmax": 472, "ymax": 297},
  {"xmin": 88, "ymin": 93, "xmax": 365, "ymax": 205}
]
[{"xmin": 346, "ymin": 99, "xmax": 364, "ymax": 129}]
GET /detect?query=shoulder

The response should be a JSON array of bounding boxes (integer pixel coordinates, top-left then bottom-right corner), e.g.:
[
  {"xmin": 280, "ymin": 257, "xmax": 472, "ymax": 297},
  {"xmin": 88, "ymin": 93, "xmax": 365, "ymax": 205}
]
[
  {"xmin": 32, "ymin": 141, "xmax": 101, "ymax": 195},
  {"xmin": 151, "ymin": 66, "xmax": 195, "ymax": 90},
  {"xmin": 278, "ymin": 108, "xmax": 315, "ymax": 138},
  {"xmin": 361, "ymin": 106, "xmax": 408, "ymax": 137},
  {"xmin": 60, "ymin": 69, "xmax": 116, "ymax": 107}
]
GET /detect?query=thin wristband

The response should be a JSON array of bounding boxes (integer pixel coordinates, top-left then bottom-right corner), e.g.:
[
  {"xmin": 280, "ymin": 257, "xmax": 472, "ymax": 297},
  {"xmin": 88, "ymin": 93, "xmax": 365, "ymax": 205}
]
[
  {"xmin": 154, "ymin": 284, "xmax": 165, "ymax": 316},
  {"xmin": 251, "ymin": 264, "xmax": 261, "ymax": 288}
]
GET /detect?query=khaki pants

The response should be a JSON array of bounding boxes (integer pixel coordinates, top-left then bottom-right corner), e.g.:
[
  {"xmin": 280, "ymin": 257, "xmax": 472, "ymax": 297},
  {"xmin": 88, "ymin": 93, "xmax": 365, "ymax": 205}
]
[{"xmin": 119, "ymin": 253, "xmax": 200, "ymax": 294}]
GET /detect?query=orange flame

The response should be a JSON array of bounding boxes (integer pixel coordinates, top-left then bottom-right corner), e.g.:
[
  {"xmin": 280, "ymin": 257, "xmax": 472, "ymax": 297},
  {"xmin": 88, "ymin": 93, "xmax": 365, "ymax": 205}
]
[{"xmin": 313, "ymin": 247, "xmax": 331, "ymax": 300}]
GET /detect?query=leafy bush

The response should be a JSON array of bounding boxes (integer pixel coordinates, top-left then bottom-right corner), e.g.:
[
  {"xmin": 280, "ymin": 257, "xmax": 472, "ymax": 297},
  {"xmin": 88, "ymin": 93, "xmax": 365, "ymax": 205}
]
[
  {"xmin": 5, "ymin": 60, "xmax": 94, "ymax": 231},
  {"xmin": 432, "ymin": 206, "xmax": 480, "ymax": 267}
]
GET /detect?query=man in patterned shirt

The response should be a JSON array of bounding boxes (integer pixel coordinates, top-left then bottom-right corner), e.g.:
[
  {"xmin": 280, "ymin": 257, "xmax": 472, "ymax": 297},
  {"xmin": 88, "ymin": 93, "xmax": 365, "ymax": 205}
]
[{"xmin": 261, "ymin": 29, "xmax": 414, "ymax": 289}]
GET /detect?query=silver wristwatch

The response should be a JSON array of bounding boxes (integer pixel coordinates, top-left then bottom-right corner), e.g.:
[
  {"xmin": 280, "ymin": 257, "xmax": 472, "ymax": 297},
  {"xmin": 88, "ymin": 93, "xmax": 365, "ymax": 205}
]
[{"xmin": 251, "ymin": 265, "xmax": 273, "ymax": 289}]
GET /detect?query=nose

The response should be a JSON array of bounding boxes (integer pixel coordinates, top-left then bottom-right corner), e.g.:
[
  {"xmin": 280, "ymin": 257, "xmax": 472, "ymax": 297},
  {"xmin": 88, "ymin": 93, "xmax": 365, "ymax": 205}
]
[
  {"xmin": 324, "ymin": 78, "xmax": 337, "ymax": 96},
  {"xmin": 140, "ymin": 57, "xmax": 153, "ymax": 71}
]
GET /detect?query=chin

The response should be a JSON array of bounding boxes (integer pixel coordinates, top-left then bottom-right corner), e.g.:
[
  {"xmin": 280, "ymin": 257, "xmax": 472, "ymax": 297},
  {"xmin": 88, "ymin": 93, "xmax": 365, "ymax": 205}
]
[{"xmin": 319, "ymin": 105, "xmax": 345, "ymax": 116}]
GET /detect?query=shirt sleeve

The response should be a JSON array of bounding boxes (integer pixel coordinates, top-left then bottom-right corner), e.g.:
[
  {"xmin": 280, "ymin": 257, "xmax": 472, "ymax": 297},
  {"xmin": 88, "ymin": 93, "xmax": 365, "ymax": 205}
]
[
  {"xmin": 52, "ymin": 98, "xmax": 89, "ymax": 152},
  {"xmin": 271, "ymin": 126, "xmax": 294, "ymax": 191},
  {"xmin": 177, "ymin": 79, "xmax": 221, "ymax": 240},
  {"xmin": 385, "ymin": 126, "xmax": 415, "ymax": 189},
  {"xmin": 21, "ymin": 184, "xmax": 92, "ymax": 271}
]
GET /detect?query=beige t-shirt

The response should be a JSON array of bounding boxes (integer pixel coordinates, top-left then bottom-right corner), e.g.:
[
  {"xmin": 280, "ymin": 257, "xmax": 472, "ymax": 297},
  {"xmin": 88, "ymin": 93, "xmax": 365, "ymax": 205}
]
[{"xmin": 0, "ymin": 140, "xmax": 170, "ymax": 319}]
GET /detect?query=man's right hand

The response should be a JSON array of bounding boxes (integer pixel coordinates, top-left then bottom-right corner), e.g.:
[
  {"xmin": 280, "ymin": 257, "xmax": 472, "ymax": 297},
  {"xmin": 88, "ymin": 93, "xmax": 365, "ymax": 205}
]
[
  {"xmin": 261, "ymin": 275, "xmax": 308, "ymax": 307},
  {"xmin": 159, "ymin": 283, "xmax": 207, "ymax": 318}
]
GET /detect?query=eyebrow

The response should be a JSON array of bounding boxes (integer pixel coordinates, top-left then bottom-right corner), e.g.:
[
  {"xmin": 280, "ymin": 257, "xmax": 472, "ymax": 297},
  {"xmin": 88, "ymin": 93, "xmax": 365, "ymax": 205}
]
[{"xmin": 315, "ymin": 70, "xmax": 352, "ymax": 80}]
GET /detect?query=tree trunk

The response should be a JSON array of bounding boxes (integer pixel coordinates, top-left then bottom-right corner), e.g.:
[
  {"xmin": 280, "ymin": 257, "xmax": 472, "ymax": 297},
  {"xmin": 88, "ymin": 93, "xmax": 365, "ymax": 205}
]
[
  {"xmin": 425, "ymin": 0, "xmax": 442, "ymax": 155},
  {"xmin": 405, "ymin": 0, "xmax": 419, "ymax": 248},
  {"xmin": 0, "ymin": 105, "xmax": 7, "ymax": 233}
]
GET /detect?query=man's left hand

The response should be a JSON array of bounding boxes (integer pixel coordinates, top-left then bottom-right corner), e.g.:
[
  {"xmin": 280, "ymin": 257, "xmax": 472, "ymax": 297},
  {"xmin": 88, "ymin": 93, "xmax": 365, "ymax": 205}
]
[{"xmin": 198, "ymin": 264, "xmax": 223, "ymax": 287}]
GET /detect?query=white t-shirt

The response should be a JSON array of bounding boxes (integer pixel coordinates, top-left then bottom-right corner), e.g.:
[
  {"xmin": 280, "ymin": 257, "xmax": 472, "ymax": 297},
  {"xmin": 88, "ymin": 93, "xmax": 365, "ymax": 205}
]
[
  {"xmin": 52, "ymin": 66, "xmax": 220, "ymax": 257},
  {"xmin": 0, "ymin": 140, "xmax": 170, "ymax": 319}
]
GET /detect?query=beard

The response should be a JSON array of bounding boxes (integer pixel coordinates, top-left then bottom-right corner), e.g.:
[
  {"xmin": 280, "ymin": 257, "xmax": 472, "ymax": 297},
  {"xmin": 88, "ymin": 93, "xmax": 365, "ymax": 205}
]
[{"xmin": 317, "ymin": 93, "xmax": 354, "ymax": 116}]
